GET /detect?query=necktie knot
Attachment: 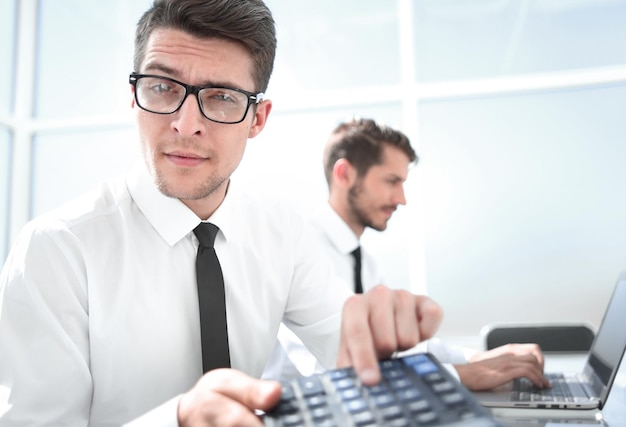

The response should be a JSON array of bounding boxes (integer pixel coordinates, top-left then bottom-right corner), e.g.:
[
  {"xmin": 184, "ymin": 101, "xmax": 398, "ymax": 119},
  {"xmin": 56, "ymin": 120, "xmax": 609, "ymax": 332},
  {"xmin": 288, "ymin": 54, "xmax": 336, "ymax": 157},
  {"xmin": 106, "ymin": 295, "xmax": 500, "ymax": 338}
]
[
  {"xmin": 351, "ymin": 246, "xmax": 361, "ymax": 260},
  {"xmin": 194, "ymin": 222, "xmax": 219, "ymax": 248}
]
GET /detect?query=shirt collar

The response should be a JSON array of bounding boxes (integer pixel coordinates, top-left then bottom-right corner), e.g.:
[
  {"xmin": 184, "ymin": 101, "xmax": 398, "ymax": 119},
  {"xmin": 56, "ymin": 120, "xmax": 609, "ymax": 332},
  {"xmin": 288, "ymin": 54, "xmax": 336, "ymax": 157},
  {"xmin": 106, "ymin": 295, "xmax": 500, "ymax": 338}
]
[
  {"xmin": 126, "ymin": 168, "xmax": 234, "ymax": 247},
  {"xmin": 314, "ymin": 202, "xmax": 360, "ymax": 255},
  {"xmin": 200, "ymin": 182, "xmax": 234, "ymax": 245}
]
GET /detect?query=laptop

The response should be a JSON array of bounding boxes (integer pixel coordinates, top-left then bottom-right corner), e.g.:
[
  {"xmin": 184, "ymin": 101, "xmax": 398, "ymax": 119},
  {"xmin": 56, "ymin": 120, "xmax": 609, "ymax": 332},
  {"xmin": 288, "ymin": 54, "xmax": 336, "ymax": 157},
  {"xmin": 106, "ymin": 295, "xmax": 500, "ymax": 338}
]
[{"xmin": 473, "ymin": 271, "xmax": 626, "ymax": 410}]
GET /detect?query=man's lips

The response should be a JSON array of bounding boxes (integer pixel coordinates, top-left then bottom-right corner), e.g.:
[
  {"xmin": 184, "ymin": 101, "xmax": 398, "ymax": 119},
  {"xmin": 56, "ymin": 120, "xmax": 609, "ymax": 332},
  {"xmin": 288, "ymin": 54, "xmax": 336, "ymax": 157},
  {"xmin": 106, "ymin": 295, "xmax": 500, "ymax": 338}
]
[
  {"xmin": 382, "ymin": 206, "xmax": 397, "ymax": 217},
  {"xmin": 165, "ymin": 151, "xmax": 206, "ymax": 167}
]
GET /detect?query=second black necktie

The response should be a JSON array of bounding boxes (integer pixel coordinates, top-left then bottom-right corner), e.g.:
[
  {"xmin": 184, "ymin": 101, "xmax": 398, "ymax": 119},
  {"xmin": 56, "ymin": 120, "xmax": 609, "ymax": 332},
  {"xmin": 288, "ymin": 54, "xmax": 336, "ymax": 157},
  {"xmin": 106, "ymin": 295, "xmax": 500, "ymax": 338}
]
[
  {"xmin": 193, "ymin": 222, "xmax": 230, "ymax": 372},
  {"xmin": 351, "ymin": 246, "xmax": 363, "ymax": 294}
]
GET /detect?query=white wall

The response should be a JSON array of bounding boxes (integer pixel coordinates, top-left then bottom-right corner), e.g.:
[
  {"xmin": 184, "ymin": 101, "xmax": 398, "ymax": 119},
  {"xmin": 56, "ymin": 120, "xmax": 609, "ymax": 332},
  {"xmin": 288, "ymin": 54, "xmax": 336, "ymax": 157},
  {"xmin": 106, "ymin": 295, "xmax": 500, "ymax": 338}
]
[{"xmin": 418, "ymin": 84, "xmax": 626, "ymax": 335}]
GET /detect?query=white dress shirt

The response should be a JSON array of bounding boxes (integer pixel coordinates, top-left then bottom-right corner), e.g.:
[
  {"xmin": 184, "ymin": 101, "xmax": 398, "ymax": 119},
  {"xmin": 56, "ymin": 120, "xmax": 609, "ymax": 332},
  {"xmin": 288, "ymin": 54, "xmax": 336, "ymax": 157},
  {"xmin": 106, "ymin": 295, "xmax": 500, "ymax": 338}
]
[
  {"xmin": 310, "ymin": 203, "xmax": 385, "ymax": 293},
  {"xmin": 0, "ymin": 168, "xmax": 351, "ymax": 426}
]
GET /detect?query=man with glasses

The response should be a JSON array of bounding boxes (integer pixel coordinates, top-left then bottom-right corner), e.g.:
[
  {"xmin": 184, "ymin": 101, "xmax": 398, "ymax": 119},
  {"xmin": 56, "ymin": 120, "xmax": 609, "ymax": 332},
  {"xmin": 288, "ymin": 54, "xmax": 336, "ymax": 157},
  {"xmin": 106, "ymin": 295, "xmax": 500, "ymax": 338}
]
[{"xmin": 0, "ymin": 1, "xmax": 443, "ymax": 426}]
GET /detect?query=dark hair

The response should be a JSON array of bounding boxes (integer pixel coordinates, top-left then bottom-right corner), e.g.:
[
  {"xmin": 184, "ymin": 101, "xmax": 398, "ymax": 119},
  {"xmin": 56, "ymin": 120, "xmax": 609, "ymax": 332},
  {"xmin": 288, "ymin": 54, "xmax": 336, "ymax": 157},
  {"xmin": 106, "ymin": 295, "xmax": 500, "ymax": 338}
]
[
  {"xmin": 323, "ymin": 117, "xmax": 418, "ymax": 185},
  {"xmin": 134, "ymin": 0, "xmax": 276, "ymax": 92}
]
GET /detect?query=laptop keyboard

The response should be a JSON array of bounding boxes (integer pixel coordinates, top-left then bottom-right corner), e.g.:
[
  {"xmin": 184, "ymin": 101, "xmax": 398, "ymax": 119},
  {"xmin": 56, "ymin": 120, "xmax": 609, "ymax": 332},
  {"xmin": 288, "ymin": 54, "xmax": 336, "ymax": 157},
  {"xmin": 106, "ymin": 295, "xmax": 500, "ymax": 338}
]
[
  {"xmin": 511, "ymin": 374, "xmax": 579, "ymax": 402},
  {"xmin": 264, "ymin": 352, "xmax": 502, "ymax": 427}
]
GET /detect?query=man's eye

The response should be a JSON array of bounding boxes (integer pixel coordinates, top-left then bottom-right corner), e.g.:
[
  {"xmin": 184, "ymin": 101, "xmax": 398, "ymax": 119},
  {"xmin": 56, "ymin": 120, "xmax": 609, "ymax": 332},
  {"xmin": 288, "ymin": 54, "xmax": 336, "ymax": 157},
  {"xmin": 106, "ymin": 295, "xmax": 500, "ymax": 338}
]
[
  {"xmin": 213, "ymin": 92, "xmax": 236, "ymax": 103},
  {"xmin": 150, "ymin": 83, "xmax": 173, "ymax": 94},
  {"xmin": 201, "ymin": 89, "xmax": 242, "ymax": 105}
]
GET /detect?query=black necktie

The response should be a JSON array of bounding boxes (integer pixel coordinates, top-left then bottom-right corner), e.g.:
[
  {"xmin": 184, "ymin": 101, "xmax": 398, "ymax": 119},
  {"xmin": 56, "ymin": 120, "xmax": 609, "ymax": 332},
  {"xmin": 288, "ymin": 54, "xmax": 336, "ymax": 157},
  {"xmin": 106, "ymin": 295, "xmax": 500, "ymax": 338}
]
[
  {"xmin": 193, "ymin": 222, "xmax": 230, "ymax": 372},
  {"xmin": 351, "ymin": 246, "xmax": 363, "ymax": 294}
]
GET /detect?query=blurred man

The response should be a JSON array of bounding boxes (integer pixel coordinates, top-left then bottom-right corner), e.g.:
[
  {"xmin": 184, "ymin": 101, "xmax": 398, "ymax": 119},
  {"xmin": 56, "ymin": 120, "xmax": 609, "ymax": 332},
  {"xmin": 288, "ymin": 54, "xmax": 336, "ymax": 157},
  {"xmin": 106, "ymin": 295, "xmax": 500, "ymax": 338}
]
[
  {"xmin": 313, "ymin": 117, "xmax": 416, "ymax": 293},
  {"xmin": 266, "ymin": 117, "xmax": 550, "ymax": 394}
]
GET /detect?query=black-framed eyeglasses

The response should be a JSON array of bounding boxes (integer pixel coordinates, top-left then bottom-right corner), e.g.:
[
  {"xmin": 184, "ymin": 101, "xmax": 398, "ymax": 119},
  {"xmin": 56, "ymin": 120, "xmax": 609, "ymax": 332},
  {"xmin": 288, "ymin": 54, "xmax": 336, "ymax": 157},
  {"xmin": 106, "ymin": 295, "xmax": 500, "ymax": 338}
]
[{"xmin": 129, "ymin": 72, "xmax": 264, "ymax": 124}]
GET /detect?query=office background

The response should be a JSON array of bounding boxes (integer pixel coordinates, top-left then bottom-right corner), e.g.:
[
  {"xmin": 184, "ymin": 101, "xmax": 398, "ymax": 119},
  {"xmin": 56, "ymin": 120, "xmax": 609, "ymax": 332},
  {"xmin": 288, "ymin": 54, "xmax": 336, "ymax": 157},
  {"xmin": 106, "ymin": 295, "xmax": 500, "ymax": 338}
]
[{"xmin": 2, "ymin": 0, "xmax": 626, "ymax": 337}]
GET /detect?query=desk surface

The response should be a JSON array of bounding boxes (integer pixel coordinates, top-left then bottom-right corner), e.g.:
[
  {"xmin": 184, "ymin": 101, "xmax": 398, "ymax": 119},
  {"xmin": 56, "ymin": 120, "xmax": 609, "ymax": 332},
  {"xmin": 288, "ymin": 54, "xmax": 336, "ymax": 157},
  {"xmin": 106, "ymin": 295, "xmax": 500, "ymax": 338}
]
[{"xmin": 445, "ymin": 336, "xmax": 626, "ymax": 427}]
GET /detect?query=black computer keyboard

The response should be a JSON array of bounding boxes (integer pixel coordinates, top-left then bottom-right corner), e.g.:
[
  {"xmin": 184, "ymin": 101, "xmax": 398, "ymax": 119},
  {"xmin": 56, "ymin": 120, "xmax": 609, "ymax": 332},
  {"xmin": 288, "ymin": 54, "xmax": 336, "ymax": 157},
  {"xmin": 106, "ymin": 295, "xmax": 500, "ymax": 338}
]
[{"xmin": 264, "ymin": 352, "xmax": 502, "ymax": 427}]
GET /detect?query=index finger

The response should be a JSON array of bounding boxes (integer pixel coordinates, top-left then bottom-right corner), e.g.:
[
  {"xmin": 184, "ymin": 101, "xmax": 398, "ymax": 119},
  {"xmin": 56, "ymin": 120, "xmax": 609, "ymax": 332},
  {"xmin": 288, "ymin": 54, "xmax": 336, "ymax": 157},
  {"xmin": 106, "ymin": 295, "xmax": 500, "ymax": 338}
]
[{"xmin": 336, "ymin": 294, "xmax": 381, "ymax": 384}]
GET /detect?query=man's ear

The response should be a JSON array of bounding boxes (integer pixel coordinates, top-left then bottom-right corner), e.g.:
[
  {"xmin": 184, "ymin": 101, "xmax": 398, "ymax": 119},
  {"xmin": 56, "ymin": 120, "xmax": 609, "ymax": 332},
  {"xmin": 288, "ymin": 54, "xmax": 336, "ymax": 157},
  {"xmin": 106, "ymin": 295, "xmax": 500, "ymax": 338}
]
[
  {"xmin": 332, "ymin": 158, "xmax": 356, "ymax": 187},
  {"xmin": 130, "ymin": 84, "xmax": 136, "ymax": 108},
  {"xmin": 248, "ymin": 99, "xmax": 273, "ymax": 138}
]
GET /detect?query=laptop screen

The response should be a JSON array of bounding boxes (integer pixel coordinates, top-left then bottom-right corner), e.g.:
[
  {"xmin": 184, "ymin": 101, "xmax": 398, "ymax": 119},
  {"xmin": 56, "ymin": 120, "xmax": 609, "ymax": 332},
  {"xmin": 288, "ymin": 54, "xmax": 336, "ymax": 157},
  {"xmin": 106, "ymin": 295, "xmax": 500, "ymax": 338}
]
[{"xmin": 585, "ymin": 277, "xmax": 626, "ymax": 397}]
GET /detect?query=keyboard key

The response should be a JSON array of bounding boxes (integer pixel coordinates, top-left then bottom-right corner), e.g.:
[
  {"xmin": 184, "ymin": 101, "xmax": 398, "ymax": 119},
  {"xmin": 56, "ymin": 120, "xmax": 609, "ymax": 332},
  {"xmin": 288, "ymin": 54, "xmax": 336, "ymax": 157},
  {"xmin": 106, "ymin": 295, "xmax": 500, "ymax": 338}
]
[
  {"xmin": 352, "ymin": 410, "xmax": 375, "ymax": 426},
  {"xmin": 371, "ymin": 392, "xmax": 395, "ymax": 407},
  {"xmin": 345, "ymin": 398, "xmax": 368, "ymax": 413},
  {"xmin": 389, "ymin": 418, "xmax": 411, "ymax": 427},
  {"xmin": 406, "ymin": 399, "xmax": 431, "ymax": 413},
  {"xmin": 297, "ymin": 378, "xmax": 325, "ymax": 397},
  {"xmin": 416, "ymin": 411, "xmax": 439, "ymax": 424},
  {"xmin": 332, "ymin": 377, "xmax": 356, "ymax": 390},
  {"xmin": 305, "ymin": 395, "xmax": 327, "ymax": 408},
  {"xmin": 396, "ymin": 387, "xmax": 422, "ymax": 402},
  {"xmin": 441, "ymin": 392, "xmax": 465, "ymax": 406},
  {"xmin": 432, "ymin": 380, "xmax": 456, "ymax": 393},
  {"xmin": 381, "ymin": 404, "xmax": 404, "ymax": 420}
]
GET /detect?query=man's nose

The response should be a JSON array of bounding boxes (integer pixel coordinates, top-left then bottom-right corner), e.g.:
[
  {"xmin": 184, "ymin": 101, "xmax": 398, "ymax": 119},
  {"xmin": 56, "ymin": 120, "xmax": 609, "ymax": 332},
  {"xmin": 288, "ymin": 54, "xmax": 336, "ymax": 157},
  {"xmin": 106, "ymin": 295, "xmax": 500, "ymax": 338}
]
[
  {"xmin": 171, "ymin": 94, "xmax": 206, "ymax": 136},
  {"xmin": 394, "ymin": 186, "xmax": 407, "ymax": 206}
]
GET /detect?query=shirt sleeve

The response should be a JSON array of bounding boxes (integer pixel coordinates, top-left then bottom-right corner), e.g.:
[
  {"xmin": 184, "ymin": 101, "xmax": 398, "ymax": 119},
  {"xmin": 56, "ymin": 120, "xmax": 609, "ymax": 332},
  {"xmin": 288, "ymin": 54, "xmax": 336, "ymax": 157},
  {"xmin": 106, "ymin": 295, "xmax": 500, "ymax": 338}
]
[
  {"xmin": 425, "ymin": 337, "xmax": 476, "ymax": 365},
  {"xmin": 0, "ymin": 222, "xmax": 184, "ymax": 426},
  {"xmin": 0, "ymin": 223, "xmax": 93, "ymax": 424},
  {"xmin": 280, "ymin": 218, "xmax": 352, "ymax": 370}
]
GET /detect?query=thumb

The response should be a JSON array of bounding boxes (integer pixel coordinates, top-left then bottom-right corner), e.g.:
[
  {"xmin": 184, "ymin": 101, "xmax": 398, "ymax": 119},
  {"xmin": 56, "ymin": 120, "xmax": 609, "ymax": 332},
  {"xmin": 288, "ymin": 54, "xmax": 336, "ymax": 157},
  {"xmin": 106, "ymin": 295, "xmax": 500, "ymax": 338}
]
[
  {"xmin": 416, "ymin": 296, "xmax": 443, "ymax": 341},
  {"xmin": 206, "ymin": 369, "xmax": 282, "ymax": 411},
  {"xmin": 248, "ymin": 379, "xmax": 283, "ymax": 411}
]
